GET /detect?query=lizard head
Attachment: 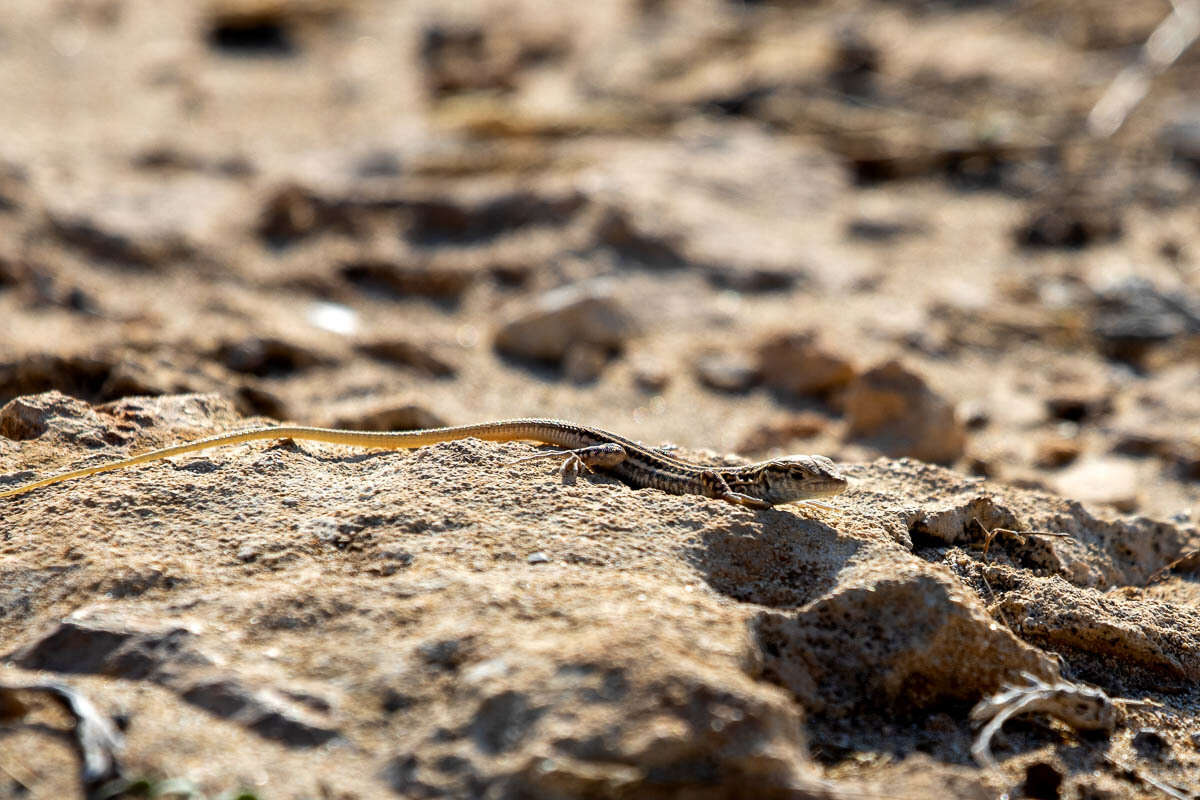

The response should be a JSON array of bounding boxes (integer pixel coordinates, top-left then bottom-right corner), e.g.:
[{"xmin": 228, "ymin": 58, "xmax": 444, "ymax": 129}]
[{"xmin": 737, "ymin": 455, "xmax": 848, "ymax": 505}]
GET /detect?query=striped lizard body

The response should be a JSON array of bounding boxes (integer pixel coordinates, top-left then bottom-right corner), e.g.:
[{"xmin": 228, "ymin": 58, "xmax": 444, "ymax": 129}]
[{"xmin": 0, "ymin": 419, "xmax": 847, "ymax": 509}]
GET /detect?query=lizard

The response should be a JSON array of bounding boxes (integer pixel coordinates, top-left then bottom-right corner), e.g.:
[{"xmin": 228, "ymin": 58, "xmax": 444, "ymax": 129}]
[{"xmin": 0, "ymin": 419, "xmax": 848, "ymax": 509}]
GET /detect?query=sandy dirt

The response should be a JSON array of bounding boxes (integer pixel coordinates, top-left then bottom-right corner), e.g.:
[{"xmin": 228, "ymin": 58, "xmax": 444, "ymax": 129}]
[{"xmin": 1, "ymin": 0, "xmax": 1199, "ymax": 798}]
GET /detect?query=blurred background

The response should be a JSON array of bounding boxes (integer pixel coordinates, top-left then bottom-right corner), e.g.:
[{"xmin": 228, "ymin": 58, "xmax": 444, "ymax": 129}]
[{"xmin": 0, "ymin": 0, "xmax": 1198, "ymax": 518}]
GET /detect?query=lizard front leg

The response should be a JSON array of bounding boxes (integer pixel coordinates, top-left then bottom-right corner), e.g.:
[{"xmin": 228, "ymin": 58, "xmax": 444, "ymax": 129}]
[
  {"xmin": 509, "ymin": 444, "xmax": 627, "ymax": 485},
  {"xmin": 700, "ymin": 469, "xmax": 772, "ymax": 509}
]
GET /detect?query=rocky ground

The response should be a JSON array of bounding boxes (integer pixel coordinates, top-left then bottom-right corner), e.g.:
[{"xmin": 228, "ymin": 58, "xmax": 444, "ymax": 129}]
[{"xmin": 1, "ymin": 0, "xmax": 1200, "ymax": 798}]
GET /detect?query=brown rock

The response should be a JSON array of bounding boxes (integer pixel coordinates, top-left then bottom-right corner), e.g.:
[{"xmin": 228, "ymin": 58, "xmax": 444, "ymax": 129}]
[
  {"xmin": 1045, "ymin": 386, "xmax": 1112, "ymax": 423},
  {"xmin": 214, "ymin": 337, "xmax": 333, "ymax": 378},
  {"xmin": 755, "ymin": 332, "xmax": 856, "ymax": 399},
  {"xmin": 593, "ymin": 206, "xmax": 688, "ymax": 269},
  {"xmin": 0, "ymin": 390, "xmax": 130, "ymax": 445},
  {"xmin": 355, "ymin": 339, "xmax": 457, "ymax": 377},
  {"xmin": 1033, "ymin": 434, "xmax": 1081, "ymax": 468},
  {"xmin": 10, "ymin": 616, "xmax": 211, "ymax": 680},
  {"xmin": 694, "ymin": 351, "xmax": 759, "ymax": 394},
  {"xmin": 1052, "ymin": 457, "xmax": 1140, "ymax": 512},
  {"xmin": 0, "ymin": 354, "xmax": 120, "ymax": 408},
  {"xmin": 843, "ymin": 360, "xmax": 966, "ymax": 464},
  {"xmin": 494, "ymin": 282, "xmax": 638, "ymax": 368},
  {"xmin": 736, "ymin": 413, "xmax": 830, "ymax": 454},
  {"xmin": 987, "ymin": 566, "xmax": 1200, "ymax": 690},
  {"xmin": 340, "ymin": 259, "xmax": 476, "ymax": 301},
  {"xmin": 329, "ymin": 403, "xmax": 446, "ymax": 432},
  {"xmin": 180, "ymin": 679, "xmax": 340, "ymax": 748},
  {"xmin": 256, "ymin": 183, "xmax": 326, "ymax": 243},
  {"xmin": 1165, "ymin": 441, "xmax": 1200, "ymax": 480},
  {"xmin": 751, "ymin": 560, "xmax": 1058, "ymax": 713},
  {"xmin": 631, "ymin": 359, "xmax": 671, "ymax": 393},
  {"xmin": 47, "ymin": 204, "xmax": 195, "ymax": 269},
  {"xmin": 401, "ymin": 189, "xmax": 586, "ymax": 246},
  {"xmin": 1015, "ymin": 198, "xmax": 1122, "ymax": 250}
]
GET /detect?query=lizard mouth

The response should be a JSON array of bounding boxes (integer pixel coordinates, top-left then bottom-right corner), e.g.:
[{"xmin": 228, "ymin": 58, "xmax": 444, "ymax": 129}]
[
  {"xmin": 773, "ymin": 477, "xmax": 848, "ymax": 503},
  {"xmin": 810, "ymin": 478, "xmax": 850, "ymax": 498}
]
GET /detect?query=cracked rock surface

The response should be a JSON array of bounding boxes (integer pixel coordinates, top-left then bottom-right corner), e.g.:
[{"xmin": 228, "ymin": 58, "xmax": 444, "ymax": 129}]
[
  {"xmin": 2, "ymin": 0, "xmax": 1200, "ymax": 797},
  {"xmin": 3, "ymin": 391, "xmax": 1200, "ymax": 799}
]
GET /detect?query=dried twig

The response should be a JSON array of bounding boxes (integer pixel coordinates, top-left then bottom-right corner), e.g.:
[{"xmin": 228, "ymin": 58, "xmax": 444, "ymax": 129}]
[
  {"xmin": 0, "ymin": 681, "xmax": 123, "ymax": 793},
  {"xmin": 1087, "ymin": 0, "xmax": 1200, "ymax": 138}
]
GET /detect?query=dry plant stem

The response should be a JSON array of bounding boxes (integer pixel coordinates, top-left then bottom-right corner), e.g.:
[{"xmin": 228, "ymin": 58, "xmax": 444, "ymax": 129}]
[
  {"xmin": 0, "ymin": 681, "xmax": 123, "ymax": 789},
  {"xmin": 1087, "ymin": 0, "xmax": 1200, "ymax": 137},
  {"xmin": 970, "ymin": 672, "xmax": 1117, "ymax": 768}
]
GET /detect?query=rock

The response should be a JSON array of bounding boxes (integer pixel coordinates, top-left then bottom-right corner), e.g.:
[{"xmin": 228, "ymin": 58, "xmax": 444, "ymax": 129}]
[
  {"xmin": 401, "ymin": 190, "xmax": 586, "ymax": 246},
  {"xmin": 751, "ymin": 561, "xmax": 1058, "ymax": 713},
  {"xmin": 844, "ymin": 215, "xmax": 925, "ymax": 242},
  {"xmin": 1132, "ymin": 728, "xmax": 1169, "ymax": 758},
  {"xmin": 0, "ymin": 356, "xmax": 121, "ymax": 410},
  {"xmin": 0, "ymin": 159, "xmax": 25, "ymax": 211},
  {"xmin": 755, "ymin": 332, "xmax": 856, "ymax": 400},
  {"xmin": 420, "ymin": 17, "xmax": 568, "ymax": 100},
  {"xmin": 1015, "ymin": 199, "xmax": 1122, "ymax": 250},
  {"xmin": 1021, "ymin": 762, "xmax": 1063, "ymax": 800},
  {"xmin": 1052, "ymin": 457, "xmax": 1140, "ymax": 512},
  {"xmin": 735, "ymin": 413, "xmax": 831, "ymax": 454},
  {"xmin": 180, "ymin": 678, "xmax": 340, "ymax": 748},
  {"xmin": 0, "ymin": 389, "xmax": 128, "ymax": 445},
  {"xmin": 215, "ymin": 337, "xmax": 332, "ymax": 378},
  {"xmin": 355, "ymin": 339, "xmax": 457, "ymax": 377},
  {"xmin": 47, "ymin": 205, "xmax": 195, "ymax": 269},
  {"xmin": 1110, "ymin": 429, "xmax": 1167, "ymax": 458},
  {"xmin": 1033, "ymin": 434, "xmax": 1081, "ymax": 468},
  {"xmin": 694, "ymin": 351, "xmax": 758, "ymax": 394},
  {"xmin": 329, "ymin": 403, "xmax": 446, "ymax": 432},
  {"xmin": 905, "ymin": 495, "xmax": 1021, "ymax": 548},
  {"xmin": 1165, "ymin": 441, "xmax": 1200, "ymax": 480},
  {"xmin": 843, "ymin": 360, "xmax": 966, "ymax": 464},
  {"xmin": 494, "ymin": 282, "xmax": 638, "ymax": 370},
  {"xmin": 630, "ymin": 358, "xmax": 671, "ymax": 393},
  {"xmin": 1044, "ymin": 382, "xmax": 1112, "ymax": 423},
  {"xmin": 593, "ymin": 206, "xmax": 689, "ymax": 269},
  {"xmin": 960, "ymin": 402, "xmax": 990, "ymax": 430},
  {"xmin": 703, "ymin": 264, "xmax": 804, "ymax": 293},
  {"xmin": 986, "ymin": 566, "xmax": 1200, "ymax": 690},
  {"xmin": 6, "ymin": 392, "xmax": 1200, "ymax": 797},
  {"xmin": 205, "ymin": 6, "xmax": 297, "ymax": 56},
  {"xmin": 10, "ymin": 616, "xmax": 210, "ymax": 680},
  {"xmin": 1089, "ymin": 276, "xmax": 1200, "ymax": 366},
  {"xmin": 256, "ymin": 183, "xmax": 338, "ymax": 244},
  {"xmin": 828, "ymin": 25, "xmax": 880, "ymax": 96},
  {"xmin": 1161, "ymin": 109, "xmax": 1200, "ymax": 168},
  {"xmin": 340, "ymin": 259, "xmax": 476, "ymax": 301}
]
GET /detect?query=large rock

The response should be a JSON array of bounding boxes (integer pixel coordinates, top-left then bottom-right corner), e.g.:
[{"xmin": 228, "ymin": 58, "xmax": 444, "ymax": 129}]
[
  {"xmin": 494, "ymin": 282, "xmax": 639, "ymax": 379},
  {"xmin": 843, "ymin": 360, "xmax": 966, "ymax": 464}
]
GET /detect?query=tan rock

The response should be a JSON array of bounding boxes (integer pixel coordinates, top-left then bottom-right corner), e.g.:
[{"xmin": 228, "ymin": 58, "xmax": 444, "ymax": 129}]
[
  {"xmin": 736, "ymin": 412, "xmax": 831, "ymax": 454},
  {"xmin": 755, "ymin": 331, "xmax": 856, "ymax": 399},
  {"xmin": 1033, "ymin": 434, "xmax": 1082, "ymax": 468},
  {"xmin": 494, "ymin": 281, "xmax": 638, "ymax": 368},
  {"xmin": 1052, "ymin": 456, "xmax": 1140, "ymax": 512},
  {"xmin": 694, "ymin": 351, "xmax": 759, "ymax": 394},
  {"xmin": 751, "ymin": 560, "xmax": 1057, "ymax": 713},
  {"xmin": 986, "ymin": 565, "xmax": 1200, "ymax": 689},
  {"xmin": 843, "ymin": 360, "xmax": 966, "ymax": 464}
]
